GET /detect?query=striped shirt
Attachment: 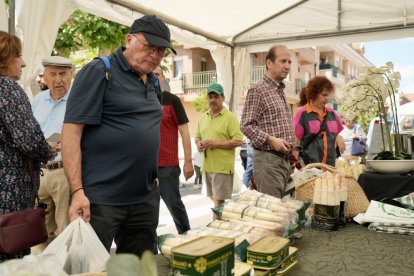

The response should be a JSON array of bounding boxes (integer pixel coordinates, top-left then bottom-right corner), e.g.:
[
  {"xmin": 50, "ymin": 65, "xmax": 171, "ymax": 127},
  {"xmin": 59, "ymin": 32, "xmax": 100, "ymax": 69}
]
[{"xmin": 241, "ymin": 75, "xmax": 295, "ymax": 151}]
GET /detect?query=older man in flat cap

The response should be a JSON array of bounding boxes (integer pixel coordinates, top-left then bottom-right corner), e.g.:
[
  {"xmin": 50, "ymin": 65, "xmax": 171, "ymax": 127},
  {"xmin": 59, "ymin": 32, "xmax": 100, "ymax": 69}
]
[
  {"xmin": 62, "ymin": 15, "xmax": 175, "ymax": 256},
  {"xmin": 31, "ymin": 56, "xmax": 73, "ymax": 253}
]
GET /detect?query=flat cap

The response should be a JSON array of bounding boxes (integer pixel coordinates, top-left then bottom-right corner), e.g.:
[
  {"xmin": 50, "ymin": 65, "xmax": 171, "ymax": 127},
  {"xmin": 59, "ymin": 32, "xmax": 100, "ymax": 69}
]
[{"xmin": 42, "ymin": 56, "xmax": 73, "ymax": 68}]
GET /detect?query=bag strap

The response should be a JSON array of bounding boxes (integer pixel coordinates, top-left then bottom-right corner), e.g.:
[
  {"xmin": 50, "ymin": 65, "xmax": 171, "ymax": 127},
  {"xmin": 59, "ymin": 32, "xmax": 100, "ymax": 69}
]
[
  {"xmin": 301, "ymin": 114, "xmax": 329, "ymax": 151},
  {"xmin": 94, "ymin": 56, "xmax": 163, "ymax": 104},
  {"xmin": 27, "ymin": 159, "xmax": 42, "ymax": 208},
  {"xmin": 95, "ymin": 56, "xmax": 111, "ymax": 89}
]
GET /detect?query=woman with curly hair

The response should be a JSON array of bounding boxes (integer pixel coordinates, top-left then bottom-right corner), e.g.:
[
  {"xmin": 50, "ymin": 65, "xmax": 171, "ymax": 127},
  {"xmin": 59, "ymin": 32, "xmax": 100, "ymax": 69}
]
[{"xmin": 293, "ymin": 76, "xmax": 344, "ymax": 166}]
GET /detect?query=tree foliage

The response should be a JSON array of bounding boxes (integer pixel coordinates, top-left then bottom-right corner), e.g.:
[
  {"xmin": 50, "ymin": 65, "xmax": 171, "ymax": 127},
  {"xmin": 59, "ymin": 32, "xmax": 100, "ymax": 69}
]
[
  {"xmin": 54, "ymin": 10, "xmax": 129, "ymax": 57},
  {"xmin": 192, "ymin": 91, "xmax": 209, "ymax": 112}
]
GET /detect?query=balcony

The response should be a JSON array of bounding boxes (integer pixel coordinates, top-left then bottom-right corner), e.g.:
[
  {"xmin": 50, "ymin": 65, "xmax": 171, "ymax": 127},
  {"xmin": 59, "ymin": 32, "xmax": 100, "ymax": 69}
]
[
  {"xmin": 180, "ymin": 66, "xmax": 300, "ymax": 99},
  {"xmin": 181, "ymin": 66, "xmax": 266, "ymax": 94},
  {"xmin": 250, "ymin": 66, "xmax": 266, "ymax": 84},
  {"xmin": 319, "ymin": 63, "xmax": 346, "ymax": 84}
]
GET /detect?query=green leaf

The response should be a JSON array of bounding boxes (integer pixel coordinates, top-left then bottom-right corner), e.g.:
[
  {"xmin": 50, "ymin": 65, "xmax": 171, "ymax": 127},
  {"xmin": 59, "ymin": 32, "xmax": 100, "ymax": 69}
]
[{"xmin": 106, "ymin": 254, "xmax": 140, "ymax": 276}]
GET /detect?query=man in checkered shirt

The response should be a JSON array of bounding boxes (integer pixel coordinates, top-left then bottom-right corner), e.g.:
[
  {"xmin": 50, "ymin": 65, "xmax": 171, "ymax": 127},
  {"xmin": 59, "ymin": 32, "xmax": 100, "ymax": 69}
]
[{"xmin": 241, "ymin": 45, "xmax": 299, "ymax": 198}]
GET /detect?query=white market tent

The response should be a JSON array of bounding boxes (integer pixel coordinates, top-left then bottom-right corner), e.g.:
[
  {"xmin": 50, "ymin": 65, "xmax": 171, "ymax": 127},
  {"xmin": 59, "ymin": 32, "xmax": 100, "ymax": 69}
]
[{"xmin": 9, "ymin": 0, "xmax": 414, "ymax": 110}]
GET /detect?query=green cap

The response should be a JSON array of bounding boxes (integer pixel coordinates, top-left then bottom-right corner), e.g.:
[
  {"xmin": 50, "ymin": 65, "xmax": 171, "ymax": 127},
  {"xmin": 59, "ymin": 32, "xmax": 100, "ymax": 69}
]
[{"xmin": 207, "ymin": 83, "xmax": 224, "ymax": 95}]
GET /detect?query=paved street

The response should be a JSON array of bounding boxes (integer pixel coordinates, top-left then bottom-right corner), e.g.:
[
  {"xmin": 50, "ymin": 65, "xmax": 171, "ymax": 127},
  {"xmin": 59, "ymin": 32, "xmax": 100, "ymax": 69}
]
[{"xmin": 157, "ymin": 154, "xmax": 247, "ymax": 235}]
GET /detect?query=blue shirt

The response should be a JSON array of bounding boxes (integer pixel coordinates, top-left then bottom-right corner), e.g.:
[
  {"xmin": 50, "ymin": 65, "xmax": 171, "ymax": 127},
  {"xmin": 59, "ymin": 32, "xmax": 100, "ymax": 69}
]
[
  {"xmin": 31, "ymin": 89, "xmax": 70, "ymax": 138},
  {"xmin": 32, "ymin": 89, "xmax": 70, "ymax": 161}
]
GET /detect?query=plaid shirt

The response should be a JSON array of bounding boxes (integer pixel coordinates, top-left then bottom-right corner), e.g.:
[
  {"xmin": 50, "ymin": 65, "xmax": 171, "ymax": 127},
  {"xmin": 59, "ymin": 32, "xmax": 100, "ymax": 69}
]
[{"xmin": 241, "ymin": 75, "xmax": 295, "ymax": 151}]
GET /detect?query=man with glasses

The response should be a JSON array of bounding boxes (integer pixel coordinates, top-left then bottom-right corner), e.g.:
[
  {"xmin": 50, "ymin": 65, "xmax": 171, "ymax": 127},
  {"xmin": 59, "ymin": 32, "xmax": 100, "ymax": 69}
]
[{"xmin": 62, "ymin": 15, "xmax": 175, "ymax": 256}]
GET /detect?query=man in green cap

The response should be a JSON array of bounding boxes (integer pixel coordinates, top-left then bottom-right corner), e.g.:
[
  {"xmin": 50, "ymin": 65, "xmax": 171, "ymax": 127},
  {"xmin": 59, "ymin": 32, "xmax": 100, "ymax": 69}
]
[{"xmin": 195, "ymin": 83, "xmax": 243, "ymax": 219}]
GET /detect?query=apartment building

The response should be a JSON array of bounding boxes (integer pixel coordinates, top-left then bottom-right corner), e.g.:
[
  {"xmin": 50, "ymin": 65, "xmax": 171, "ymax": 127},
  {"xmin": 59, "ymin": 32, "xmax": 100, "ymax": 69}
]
[{"xmin": 163, "ymin": 44, "xmax": 372, "ymax": 136}]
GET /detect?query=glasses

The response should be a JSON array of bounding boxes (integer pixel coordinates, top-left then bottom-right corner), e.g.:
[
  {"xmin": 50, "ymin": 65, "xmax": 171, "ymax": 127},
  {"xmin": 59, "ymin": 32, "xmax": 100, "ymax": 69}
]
[{"xmin": 133, "ymin": 35, "xmax": 166, "ymax": 56}]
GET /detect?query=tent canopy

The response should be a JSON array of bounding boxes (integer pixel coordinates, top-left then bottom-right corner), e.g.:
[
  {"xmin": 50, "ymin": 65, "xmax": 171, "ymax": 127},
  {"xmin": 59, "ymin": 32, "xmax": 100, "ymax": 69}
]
[{"xmin": 13, "ymin": 0, "xmax": 414, "ymax": 109}]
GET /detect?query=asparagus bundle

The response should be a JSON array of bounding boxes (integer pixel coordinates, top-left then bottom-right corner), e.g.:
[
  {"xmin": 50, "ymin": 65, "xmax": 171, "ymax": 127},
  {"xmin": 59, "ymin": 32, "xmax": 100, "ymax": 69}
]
[
  {"xmin": 212, "ymin": 201, "xmax": 301, "ymax": 235},
  {"xmin": 238, "ymin": 189, "xmax": 305, "ymax": 212},
  {"xmin": 313, "ymin": 172, "xmax": 347, "ymax": 206},
  {"xmin": 335, "ymin": 159, "xmax": 365, "ymax": 180},
  {"xmin": 207, "ymin": 220, "xmax": 276, "ymax": 236},
  {"xmin": 157, "ymin": 234, "xmax": 197, "ymax": 258}
]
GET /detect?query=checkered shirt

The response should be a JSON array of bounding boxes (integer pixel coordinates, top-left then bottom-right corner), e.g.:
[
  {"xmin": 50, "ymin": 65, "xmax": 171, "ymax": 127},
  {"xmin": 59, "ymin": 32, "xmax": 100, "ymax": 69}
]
[{"xmin": 241, "ymin": 75, "xmax": 295, "ymax": 150}]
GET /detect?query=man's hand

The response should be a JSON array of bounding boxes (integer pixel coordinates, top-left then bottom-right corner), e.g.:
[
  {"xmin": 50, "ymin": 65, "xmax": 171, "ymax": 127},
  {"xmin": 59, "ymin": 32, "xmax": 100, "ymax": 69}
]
[
  {"xmin": 268, "ymin": 136, "xmax": 290, "ymax": 152},
  {"xmin": 183, "ymin": 160, "xmax": 194, "ymax": 181},
  {"xmin": 196, "ymin": 140, "xmax": 205, "ymax": 152},
  {"xmin": 202, "ymin": 139, "xmax": 217, "ymax": 149},
  {"xmin": 69, "ymin": 189, "xmax": 90, "ymax": 222}
]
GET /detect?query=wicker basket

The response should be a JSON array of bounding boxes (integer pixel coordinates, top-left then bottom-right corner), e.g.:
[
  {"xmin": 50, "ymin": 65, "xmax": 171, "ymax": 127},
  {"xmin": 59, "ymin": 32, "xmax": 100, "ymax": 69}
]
[{"xmin": 295, "ymin": 163, "xmax": 369, "ymax": 218}]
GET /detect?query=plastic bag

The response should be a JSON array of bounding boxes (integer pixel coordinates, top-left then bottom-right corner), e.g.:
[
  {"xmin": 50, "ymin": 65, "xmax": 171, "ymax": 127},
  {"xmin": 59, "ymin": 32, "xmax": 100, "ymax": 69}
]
[
  {"xmin": 42, "ymin": 216, "xmax": 110, "ymax": 274},
  {"xmin": 0, "ymin": 254, "xmax": 68, "ymax": 276}
]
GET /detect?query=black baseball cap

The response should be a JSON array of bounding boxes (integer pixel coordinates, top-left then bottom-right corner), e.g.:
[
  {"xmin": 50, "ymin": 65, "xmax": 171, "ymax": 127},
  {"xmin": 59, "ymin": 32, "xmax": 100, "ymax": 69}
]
[{"xmin": 129, "ymin": 15, "xmax": 176, "ymax": 54}]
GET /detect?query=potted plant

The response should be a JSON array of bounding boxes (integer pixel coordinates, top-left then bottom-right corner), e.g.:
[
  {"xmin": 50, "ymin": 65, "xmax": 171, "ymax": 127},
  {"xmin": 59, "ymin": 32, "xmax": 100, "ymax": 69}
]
[{"xmin": 340, "ymin": 62, "xmax": 403, "ymax": 158}]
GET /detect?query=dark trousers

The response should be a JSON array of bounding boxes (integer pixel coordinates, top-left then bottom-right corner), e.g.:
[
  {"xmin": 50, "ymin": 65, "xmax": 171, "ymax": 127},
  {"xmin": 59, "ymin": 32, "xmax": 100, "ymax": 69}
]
[
  {"xmin": 89, "ymin": 191, "xmax": 160, "ymax": 256},
  {"xmin": 194, "ymin": 165, "xmax": 202, "ymax": 185},
  {"xmin": 158, "ymin": 166, "xmax": 190, "ymax": 234}
]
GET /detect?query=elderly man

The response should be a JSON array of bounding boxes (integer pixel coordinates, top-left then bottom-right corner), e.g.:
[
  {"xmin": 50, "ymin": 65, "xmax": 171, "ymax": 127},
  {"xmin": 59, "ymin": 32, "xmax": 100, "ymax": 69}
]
[
  {"xmin": 31, "ymin": 56, "xmax": 73, "ymax": 253},
  {"xmin": 62, "ymin": 15, "xmax": 175, "ymax": 256},
  {"xmin": 196, "ymin": 84, "xmax": 243, "ymax": 218},
  {"xmin": 241, "ymin": 45, "xmax": 299, "ymax": 198}
]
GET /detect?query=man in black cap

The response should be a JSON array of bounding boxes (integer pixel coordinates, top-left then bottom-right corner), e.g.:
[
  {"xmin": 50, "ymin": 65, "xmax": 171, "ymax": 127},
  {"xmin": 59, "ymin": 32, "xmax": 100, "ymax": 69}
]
[{"xmin": 62, "ymin": 15, "xmax": 175, "ymax": 256}]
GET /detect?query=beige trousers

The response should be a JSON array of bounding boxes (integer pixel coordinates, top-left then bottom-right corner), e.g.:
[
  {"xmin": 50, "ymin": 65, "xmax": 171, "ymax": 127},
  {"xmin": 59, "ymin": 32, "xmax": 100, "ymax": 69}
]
[{"xmin": 31, "ymin": 167, "xmax": 70, "ymax": 254}]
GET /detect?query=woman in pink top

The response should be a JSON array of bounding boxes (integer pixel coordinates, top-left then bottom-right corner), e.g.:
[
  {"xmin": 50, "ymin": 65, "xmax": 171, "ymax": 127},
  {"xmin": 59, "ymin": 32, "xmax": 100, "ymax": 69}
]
[{"xmin": 293, "ymin": 76, "xmax": 344, "ymax": 166}]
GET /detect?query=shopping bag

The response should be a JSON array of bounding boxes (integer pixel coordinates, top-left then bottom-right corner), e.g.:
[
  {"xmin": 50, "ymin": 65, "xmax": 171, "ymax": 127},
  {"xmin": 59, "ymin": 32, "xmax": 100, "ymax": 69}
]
[
  {"xmin": 42, "ymin": 216, "xmax": 110, "ymax": 274},
  {"xmin": 351, "ymin": 139, "xmax": 366, "ymax": 156}
]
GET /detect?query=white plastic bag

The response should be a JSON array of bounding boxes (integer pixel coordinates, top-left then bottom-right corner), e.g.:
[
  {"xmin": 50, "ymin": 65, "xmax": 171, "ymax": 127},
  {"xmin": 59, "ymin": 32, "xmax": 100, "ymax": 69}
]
[
  {"xmin": 42, "ymin": 216, "xmax": 110, "ymax": 274},
  {"xmin": 0, "ymin": 254, "xmax": 68, "ymax": 276}
]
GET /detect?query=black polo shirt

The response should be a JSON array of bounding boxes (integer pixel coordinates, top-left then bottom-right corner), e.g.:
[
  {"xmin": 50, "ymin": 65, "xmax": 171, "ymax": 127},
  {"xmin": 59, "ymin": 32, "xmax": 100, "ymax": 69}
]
[{"xmin": 64, "ymin": 47, "xmax": 162, "ymax": 205}]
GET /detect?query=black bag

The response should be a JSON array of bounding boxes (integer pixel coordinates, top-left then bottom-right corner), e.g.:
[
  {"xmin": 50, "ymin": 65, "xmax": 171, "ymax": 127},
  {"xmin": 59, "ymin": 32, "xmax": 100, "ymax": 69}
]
[{"xmin": 0, "ymin": 159, "xmax": 48, "ymax": 254}]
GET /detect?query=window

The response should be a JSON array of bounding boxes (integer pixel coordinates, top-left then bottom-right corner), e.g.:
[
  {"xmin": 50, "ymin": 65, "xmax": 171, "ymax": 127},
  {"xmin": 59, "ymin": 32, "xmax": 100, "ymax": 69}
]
[
  {"xmin": 201, "ymin": 60, "xmax": 207, "ymax": 71},
  {"xmin": 173, "ymin": 60, "xmax": 183, "ymax": 78}
]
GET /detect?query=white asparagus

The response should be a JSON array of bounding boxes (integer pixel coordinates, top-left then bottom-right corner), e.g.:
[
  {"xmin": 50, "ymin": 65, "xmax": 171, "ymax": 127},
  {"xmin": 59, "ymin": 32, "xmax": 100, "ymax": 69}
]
[
  {"xmin": 313, "ymin": 177, "xmax": 322, "ymax": 204},
  {"xmin": 340, "ymin": 174, "xmax": 347, "ymax": 201},
  {"xmin": 321, "ymin": 176, "xmax": 328, "ymax": 205}
]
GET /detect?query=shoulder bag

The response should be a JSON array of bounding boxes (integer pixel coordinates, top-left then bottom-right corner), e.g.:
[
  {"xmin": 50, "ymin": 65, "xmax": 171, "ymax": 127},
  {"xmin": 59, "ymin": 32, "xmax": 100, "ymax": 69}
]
[
  {"xmin": 299, "ymin": 115, "xmax": 329, "ymax": 165},
  {"xmin": 0, "ymin": 159, "xmax": 48, "ymax": 254},
  {"xmin": 351, "ymin": 126, "xmax": 367, "ymax": 156}
]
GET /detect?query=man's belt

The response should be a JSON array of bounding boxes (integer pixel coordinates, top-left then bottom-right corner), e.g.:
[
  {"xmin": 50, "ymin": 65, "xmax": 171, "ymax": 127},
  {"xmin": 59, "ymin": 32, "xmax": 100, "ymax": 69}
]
[
  {"xmin": 41, "ymin": 161, "xmax": 64, "ymax": 170},
  {"xmin": 256, "ymin": 149, "xmax": 290, "ymax": 160}
]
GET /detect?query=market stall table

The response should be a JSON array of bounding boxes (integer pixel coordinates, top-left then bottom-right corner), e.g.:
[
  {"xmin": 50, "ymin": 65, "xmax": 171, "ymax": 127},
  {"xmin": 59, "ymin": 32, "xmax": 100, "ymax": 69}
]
[
  {"xmin": 155, "ymin": 223, "xmax": 414, "ymax": 275},
  {"xmin": 358, "ymin": 172, "xmax": 414, "ymax": 201}
]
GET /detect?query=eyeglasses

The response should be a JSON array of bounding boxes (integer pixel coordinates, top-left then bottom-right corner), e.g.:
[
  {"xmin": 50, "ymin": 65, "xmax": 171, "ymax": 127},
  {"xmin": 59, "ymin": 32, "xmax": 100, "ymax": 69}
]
[{"xmin": 133, "ymin": 35, "xmax": 166, "ymax": 56}]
